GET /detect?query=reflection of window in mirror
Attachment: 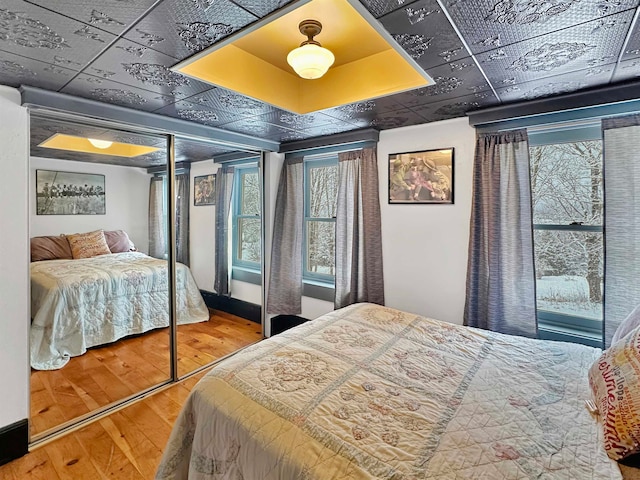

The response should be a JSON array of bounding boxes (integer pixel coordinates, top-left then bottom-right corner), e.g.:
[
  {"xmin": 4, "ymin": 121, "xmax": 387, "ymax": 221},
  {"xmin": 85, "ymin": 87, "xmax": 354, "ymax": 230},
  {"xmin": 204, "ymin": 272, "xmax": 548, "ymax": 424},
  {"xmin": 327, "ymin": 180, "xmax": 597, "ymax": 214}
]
[{"xmin": 232, "ymin": 164, "xmax": 261, "ymax": 272}]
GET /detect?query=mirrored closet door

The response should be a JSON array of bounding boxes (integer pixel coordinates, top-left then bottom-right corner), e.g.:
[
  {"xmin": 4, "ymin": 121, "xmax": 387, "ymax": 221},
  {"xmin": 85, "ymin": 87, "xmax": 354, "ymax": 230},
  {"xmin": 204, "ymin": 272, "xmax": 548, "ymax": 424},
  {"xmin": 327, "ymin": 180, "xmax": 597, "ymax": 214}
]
[
  {"xmin": 29, "ymin": 113, "xmax": 172, "ymax": 440},
  {"xmin": 174, "ymin": 139, "xmax": 263, "ymax": 378}
]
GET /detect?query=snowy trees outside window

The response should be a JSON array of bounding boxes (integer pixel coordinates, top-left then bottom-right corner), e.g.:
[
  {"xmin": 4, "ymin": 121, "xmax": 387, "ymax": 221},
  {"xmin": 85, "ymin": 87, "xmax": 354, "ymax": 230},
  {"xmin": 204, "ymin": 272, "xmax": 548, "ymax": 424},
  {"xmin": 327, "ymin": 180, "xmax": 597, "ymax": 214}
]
[
  {"xmin": 530, "ymin": 140, "xmax": 603, "ymax": 321},
  {"xmin": 305, "ymin": 159, "xmax": 338, "ymax": 281}
]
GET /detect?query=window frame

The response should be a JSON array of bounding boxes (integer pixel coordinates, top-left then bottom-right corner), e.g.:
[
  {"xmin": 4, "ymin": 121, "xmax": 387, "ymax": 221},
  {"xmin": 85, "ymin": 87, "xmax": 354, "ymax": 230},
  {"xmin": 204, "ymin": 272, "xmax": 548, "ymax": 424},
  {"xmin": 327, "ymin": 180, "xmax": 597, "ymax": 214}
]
[
  {"xmin": 528, "ymin": 127, "xmax": 604, "ymax": 347},
  {"xmin": 231, "ymin": 164, "xmax": 261, "ymax": 273},
  {"xmin": 303, "ymin": 156, "xmax": 338, "ymax": 286}
]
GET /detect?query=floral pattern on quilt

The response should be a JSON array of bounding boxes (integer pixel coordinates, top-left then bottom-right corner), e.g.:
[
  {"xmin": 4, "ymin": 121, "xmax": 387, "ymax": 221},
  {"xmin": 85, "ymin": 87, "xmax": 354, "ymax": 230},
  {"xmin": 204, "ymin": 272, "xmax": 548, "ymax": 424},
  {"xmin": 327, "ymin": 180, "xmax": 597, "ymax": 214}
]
[
  {"xmin": 157, "ymin": 303, "xmax": 622, "ymax": 480},
  {"xmin": 30, "ymin": 252, "xmax": 209, "ymax": 370}
]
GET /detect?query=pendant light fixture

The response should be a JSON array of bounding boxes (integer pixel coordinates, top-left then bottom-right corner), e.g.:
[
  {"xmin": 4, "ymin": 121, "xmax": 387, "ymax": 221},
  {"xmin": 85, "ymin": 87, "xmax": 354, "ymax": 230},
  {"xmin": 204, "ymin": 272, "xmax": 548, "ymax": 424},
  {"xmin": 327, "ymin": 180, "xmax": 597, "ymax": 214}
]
[{"xmin": 287, "ymin": 19, "xmax": 335, "ymax": 80}]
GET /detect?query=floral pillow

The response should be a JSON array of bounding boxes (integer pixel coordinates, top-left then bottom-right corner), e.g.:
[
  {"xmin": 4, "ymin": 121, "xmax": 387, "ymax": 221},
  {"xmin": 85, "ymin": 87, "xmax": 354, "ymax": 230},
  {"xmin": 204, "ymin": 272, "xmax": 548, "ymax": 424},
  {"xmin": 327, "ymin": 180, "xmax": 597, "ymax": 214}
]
[
  {"xmin": 589, "ymin": 325, "xmax": 640, "ymax": 461},
  {"xmin": 66, "ymin": 229, "xmax": 111, "ymax": 259}
]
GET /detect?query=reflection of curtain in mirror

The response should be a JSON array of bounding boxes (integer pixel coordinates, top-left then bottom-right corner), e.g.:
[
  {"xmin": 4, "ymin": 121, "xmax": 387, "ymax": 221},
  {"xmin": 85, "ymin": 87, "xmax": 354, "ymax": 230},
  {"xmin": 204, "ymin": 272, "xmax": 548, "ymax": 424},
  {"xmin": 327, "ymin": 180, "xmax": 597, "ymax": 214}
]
[
  {"xmin": 214, "ymin": 165, "xmax": 235, "ymax": 296},
  {"xmin": 175, "ymin": 173, "xmax": 190, "ymax": 266},
  {"xmin": 149, "ymin": 176, "xmax": 165, "ymax": 259}
]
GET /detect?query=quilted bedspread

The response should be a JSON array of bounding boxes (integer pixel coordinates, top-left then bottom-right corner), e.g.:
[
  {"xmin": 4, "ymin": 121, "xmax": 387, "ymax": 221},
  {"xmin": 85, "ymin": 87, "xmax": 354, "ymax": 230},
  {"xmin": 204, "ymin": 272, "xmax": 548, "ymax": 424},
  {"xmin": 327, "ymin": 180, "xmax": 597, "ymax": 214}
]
[
  {"xmin": 157, "ymin": 303, "xmax": 621, "ymax": 480},
  {"xmin": 30, "ymin": 252, "xmax": 209, "ymax": 370}
]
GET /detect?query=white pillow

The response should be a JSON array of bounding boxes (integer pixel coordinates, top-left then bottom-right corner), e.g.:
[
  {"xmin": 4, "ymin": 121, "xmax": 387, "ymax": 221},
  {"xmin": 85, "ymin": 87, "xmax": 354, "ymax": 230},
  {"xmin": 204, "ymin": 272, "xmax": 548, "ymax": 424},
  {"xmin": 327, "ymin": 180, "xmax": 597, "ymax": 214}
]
[{"xmin": 612, "ymin": 304, "xmax": 640, "ymax": 344}]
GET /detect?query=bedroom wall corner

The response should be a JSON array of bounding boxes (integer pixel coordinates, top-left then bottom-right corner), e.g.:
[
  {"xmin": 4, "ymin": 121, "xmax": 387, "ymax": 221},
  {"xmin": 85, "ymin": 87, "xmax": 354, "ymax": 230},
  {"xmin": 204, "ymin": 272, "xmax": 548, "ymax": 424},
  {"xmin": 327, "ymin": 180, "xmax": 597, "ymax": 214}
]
[
  {"xmin": 378, "ymin": 117, "xmax": 475, "ymax": 325},
  {"xmin": 0, "ymin": 86, "xmax": 30, "ymax": 433}
]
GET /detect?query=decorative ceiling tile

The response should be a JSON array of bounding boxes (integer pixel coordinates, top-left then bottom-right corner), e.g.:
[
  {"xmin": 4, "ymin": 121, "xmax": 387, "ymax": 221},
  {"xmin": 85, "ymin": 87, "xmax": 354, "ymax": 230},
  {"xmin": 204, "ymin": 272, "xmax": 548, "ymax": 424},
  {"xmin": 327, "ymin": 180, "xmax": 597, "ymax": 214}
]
[
  {"xmin": 123, "ymin": 0, "xmax": 258, "ymax": 61},
  {"xmin": 410, "ymin": 92, "xmax": 500, "ymax": 122},
  {"xmin": 221, "ymin": 117, "xmax": 300, "ymax": 139},
  {"xmin": 368, "ymin": 108, "xmax": 429, "ymax": 130},
  {"xmin": 475, "ymin": 10, "xmax": 632, "ymax": 86},
  {"xmin": 390, "ymin": 58, "xmax": 492, "ymax": 107},
  {"xmin": 619, "ymin": 17, "xmax": 640, "ymax": 61},
  {"xmin": 379, "ymin": 0, "xmax": 471, "ymax": 70},
  {"xmin": 81, "ymin": 38, "xmax": 212, "ymax": 99},
  {"xmin": 230, "ymin": 0, "xmax": 295, "ymax": 18},
  {"xmin": 25, "ymin": 0, "xmax": 158, "ymax": 36},
  {"xmin": 0, "ymin": 49, "xmax": 76, "ymax": 90},
  {"xmin": 496, "ymin": 65, "xmax": 614, "ymax": 102},
  {"xmin": 60, "ymin": 74, "xmax": 180, "ymax": 111},
  {"xmin": 611, "ymin": 57, "xmax": 640, "ymax": 82},
  {"xmin": 154, "ymin": 100, "xmax": 248, "ymax": 127},
  {"xmin": 358, "ymin": 0, "xmax": 420, "ymax": 19},
  {"xmin": 443, "ymin": 0, "xmax": 639, "ymax": 54},
  {"xmin": 182, "ymin": 87, "xmax": 276, "ymax": 116},
  {"xmin": 251, "ymin": 110, "xmax": 336, "ymax": 130},
  {"xmin": 0, "ymin": 0, "xmax": 116, "ymax": 66}
]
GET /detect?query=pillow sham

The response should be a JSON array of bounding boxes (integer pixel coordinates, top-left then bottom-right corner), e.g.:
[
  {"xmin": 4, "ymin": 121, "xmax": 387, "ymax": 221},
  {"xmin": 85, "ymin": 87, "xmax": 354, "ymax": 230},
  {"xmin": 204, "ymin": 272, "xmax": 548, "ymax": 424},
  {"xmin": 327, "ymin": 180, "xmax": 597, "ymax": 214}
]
[
  {"xmin": 30, "ymin": 235, "xmax": 73, "ymax": 262},
  {"xmin": 66, "ymin": 229, "xmax": 111, "ymax": 259},
  {"xmin": 612, "ymin": 304, "xmax": 640, "ymax": 344},
  {"xmin": 104, "ymin": 229, "xmax": 135, "ymax": 253},
  {"xmin": 589, "ymin": 325, "xmax": 640, "ymax": 461}
]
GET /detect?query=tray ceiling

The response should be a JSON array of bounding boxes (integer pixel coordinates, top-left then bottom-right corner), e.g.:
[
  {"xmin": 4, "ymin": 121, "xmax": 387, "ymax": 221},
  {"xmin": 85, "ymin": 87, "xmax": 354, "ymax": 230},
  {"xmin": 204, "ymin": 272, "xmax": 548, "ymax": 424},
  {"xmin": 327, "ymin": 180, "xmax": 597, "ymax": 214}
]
[{"xmin": 3, "ymin": 0, "xmax": 640, "ymax": 148}]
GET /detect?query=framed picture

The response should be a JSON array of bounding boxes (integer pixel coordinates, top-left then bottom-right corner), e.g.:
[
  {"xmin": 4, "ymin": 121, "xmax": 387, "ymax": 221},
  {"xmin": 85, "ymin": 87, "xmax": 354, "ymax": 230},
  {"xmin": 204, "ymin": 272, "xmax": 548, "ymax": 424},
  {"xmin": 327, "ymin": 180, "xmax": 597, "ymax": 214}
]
[
  {"xmin": 194, "ymin": 174, "xmax": 216, "ymax": 206},
  {"xmin": 388, "ymin": 148, "xmax": 454, "ymax": 204},
  {"xmin": 36, "ymin": 169, "xmax": 106, "ymax": 215}
]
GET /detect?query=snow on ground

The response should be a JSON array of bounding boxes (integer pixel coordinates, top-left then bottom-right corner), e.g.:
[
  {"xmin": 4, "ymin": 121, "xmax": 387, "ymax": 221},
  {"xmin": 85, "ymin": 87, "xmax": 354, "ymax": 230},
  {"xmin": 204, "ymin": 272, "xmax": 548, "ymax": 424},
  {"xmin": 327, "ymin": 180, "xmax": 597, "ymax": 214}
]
[{"xmin": 536, "ymin": 276, "xmax": 602, "ymax": 320}]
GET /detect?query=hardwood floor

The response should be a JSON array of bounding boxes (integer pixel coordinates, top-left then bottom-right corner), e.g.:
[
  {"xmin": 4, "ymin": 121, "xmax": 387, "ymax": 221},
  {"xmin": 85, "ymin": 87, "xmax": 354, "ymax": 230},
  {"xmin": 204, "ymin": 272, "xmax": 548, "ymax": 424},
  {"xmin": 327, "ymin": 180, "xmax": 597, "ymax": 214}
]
[
  {"xmin": 30, "ymin": 310, "xmax": 262, "ymax": 437},
  {"xmin": 1, "ymin": 370, "xmax": 209, "ymax": 480}
]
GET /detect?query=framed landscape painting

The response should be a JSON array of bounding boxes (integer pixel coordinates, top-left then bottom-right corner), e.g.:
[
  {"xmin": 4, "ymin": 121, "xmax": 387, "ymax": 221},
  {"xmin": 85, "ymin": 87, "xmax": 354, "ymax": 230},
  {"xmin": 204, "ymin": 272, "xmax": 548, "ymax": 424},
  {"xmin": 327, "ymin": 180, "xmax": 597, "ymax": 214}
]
[
  {"xmin": 36, "ymin": 169, "xmax": 106, "ymax": 215},
  {"xmin": 194, "ymin": 174, "xmax": 216, "ymax": 206},
  {"xmin": 388, "ymin": 148, "xmax": 454, "ymax": 204}
]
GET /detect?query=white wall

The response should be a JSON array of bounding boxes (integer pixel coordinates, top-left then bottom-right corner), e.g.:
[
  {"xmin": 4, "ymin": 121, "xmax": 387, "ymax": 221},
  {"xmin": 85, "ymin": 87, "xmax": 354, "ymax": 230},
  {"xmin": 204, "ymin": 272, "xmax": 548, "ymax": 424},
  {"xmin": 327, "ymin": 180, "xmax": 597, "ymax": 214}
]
[
  {"xmin": 0, "ymin": 86, "xmax": 29, "ymax": 429},
  {"xmin": 30, "ymin": 157, "xmax": 150, "ymax": 253},
  {"xmin": 378, "ymin": 117, "xmax": 475, "ymax": 324},
  {"xmin": 189, "ymin": 160, "xmax": 218, "ymax": 291}
]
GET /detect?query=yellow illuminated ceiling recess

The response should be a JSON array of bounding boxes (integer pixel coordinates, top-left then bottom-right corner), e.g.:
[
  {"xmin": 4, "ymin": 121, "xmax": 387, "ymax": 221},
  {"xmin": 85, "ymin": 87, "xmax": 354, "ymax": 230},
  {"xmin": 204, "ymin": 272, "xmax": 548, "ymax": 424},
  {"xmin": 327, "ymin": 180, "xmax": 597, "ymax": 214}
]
[
  {"xmin": 172, "ymin": 0, "xmax": 434, "ymax": 114},
  {"xmin": 39, "ymin": 134, "xmax": 160, "ymax": 158}
]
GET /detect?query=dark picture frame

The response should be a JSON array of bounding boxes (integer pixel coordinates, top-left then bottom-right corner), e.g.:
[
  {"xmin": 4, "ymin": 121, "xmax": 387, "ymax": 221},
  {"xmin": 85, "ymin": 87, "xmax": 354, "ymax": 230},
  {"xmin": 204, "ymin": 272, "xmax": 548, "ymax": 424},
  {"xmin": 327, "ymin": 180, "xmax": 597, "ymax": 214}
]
[
  {"xmin": 194, "ymin": 174, "xmax": 216, "ymax": 206},
  {"xmin": 36, "ymin": 169, "xmax": 106, "ymax": 215},
  {"xmin": 388, "ymin": 148, "xmax": 454, "ymax": 204}
]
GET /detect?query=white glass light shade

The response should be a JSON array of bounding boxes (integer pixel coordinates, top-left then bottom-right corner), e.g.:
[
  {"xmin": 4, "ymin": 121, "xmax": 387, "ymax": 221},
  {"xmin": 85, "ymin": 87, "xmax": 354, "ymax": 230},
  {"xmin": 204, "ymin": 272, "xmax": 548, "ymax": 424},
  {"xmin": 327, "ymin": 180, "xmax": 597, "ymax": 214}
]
[
  {"xmin": 287, "ymin": 44, "xmax": 335, "ymax": 79},
  {"xmin": 88, "ymin": 138, "xmax": 113, "ymax": 149}
]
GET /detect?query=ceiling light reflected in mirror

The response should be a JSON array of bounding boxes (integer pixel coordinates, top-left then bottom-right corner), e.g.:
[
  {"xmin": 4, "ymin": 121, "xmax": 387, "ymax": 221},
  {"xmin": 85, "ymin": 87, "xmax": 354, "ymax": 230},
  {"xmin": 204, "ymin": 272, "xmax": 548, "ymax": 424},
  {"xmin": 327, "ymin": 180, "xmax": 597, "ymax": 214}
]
[
  {"xmin": 87, "ymin": 138, "xmax": 113, "ymax": 149},
  {"xmin": 39, "ymin": 134, "xmax": 160, "ymax": 158}
]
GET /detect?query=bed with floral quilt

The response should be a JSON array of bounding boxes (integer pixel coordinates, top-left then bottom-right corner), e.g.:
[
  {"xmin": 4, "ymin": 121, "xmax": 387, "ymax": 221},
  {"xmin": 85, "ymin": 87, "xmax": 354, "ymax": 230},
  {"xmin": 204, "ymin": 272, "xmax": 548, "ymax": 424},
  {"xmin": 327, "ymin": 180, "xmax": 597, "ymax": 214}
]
[
  {"xmin": 30, "ymin": 251, "xmax": 209, "ymax": 370},
  {"xmin": 156, "ymin": 302, "xmax": 622, "ymax": 479}
]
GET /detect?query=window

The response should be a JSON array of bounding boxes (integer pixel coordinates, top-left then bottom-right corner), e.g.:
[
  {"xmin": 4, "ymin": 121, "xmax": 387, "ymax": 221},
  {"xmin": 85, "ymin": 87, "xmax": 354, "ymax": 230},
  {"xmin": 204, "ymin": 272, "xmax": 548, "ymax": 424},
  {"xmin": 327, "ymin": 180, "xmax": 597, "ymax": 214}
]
[
  {"xmin": 529, "ymin": 132, "xmax": 603, "ymax": 345},
  {"xmin": 304, "ymin": 157, "xmax": 339, "ymax": 284},
  {"xmin": 232, "ymin": 165, "xmax": 261, "ymax": 270}
]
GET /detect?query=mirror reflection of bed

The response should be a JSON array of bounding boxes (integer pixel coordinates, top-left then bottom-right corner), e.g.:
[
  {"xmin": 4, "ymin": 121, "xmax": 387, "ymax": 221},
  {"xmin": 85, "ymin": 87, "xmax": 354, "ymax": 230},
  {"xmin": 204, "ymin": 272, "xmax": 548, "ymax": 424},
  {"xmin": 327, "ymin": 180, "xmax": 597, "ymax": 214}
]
[{"xmin": 28, "ymin": 114, "xmax": 263, "ymax": 440}]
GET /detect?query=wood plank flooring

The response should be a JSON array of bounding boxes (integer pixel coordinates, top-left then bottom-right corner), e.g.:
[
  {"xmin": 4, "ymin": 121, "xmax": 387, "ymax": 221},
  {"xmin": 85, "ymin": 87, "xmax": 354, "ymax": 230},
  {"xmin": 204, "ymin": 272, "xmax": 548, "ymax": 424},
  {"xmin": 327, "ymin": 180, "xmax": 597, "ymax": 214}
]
[
  {"xmin": 30, "ymin": 310, "xmax": 262, "ymax": 437},
  {"xmin": 0, "ymin": 369, "xmax": 210, "ymax": 480}
]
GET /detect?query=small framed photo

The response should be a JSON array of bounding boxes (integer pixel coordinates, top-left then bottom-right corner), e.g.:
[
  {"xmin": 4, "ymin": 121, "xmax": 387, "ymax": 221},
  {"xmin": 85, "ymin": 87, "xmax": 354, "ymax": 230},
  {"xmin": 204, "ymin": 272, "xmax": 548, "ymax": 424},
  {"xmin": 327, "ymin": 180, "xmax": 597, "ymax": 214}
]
[
  {"xmin": 36, "ymin": 169, "xmax": 106, "ymax": 215},
  {"xmin": 194, "ymin": 174, "xmax": 216, "ymax": 206},
  {"xmin": 388, "ymin": 148, "xmax": 454, "ymax": 204}
]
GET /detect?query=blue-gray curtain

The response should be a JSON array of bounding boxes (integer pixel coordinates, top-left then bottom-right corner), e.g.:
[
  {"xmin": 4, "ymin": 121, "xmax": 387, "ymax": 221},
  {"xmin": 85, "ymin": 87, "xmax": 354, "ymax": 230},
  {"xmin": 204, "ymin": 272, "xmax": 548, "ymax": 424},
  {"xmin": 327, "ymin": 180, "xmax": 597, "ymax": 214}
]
[
  {"xmin": 335, "ymin": 147, "xmax": 384, "ymax": 309},
  {"xmin": 214, "ymin": 164, "xmax": 234, "ymax": 296},
  {"xmin": 464, "ymin": 129, "xmax": 537, "ymax": 338},
  {"xmin": 602, "ymin": 115, "xmax": 640, "ymax": 347},
  {"xmin": 266, "ymin": 157, "xmax": 304, "ymax": 315}
]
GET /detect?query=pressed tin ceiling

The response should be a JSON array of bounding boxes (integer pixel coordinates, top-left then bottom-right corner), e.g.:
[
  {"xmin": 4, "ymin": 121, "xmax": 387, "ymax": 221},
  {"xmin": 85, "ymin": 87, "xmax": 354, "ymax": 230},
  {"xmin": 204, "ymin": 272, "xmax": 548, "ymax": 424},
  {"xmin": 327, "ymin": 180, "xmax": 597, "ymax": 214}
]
[
  {"xmin": 173, "ymin": 0, "xmax": 434, "ymax": 114},
  {"xmin": 2, "ymin": 0, "xmax": 640, "ymax": 150}
]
